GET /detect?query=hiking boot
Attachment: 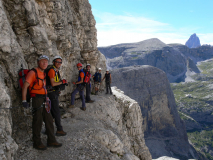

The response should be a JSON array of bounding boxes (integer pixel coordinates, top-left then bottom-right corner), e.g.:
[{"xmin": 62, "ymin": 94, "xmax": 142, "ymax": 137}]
[
  {"xmin": 86, "ymin": 100, "xmax": 94, "ymax": 103},
  {"xmin": 33, "ymin": 143, "xmax": 47, "ymax": 150},
  {"xmin": 68, "ymin": 105, "xmax": 74, "ymax": 108},
  {"xmin": 47, "ymin": 142, "xmax": 62, "ymax": 148},
  {"xmin": 80, "ymin": 107, "xmax": 86, "ymax": 111},
  {"xmin": 56, "ymin": 130, "xmax": 67, "ymax": 136},
  {"xmin": 110, "ymin": 92, "xmax": 112, "ymax": 95}
]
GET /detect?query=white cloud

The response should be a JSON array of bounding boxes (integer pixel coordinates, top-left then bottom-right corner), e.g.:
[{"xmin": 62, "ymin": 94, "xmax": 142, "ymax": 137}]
[
  {"xmin": 93, "ymin": 11, "xmax": 213, "ymax": 47},
  {"xmin": 198, "ymin": 33, "xmax": 213, "ymax": 45}
]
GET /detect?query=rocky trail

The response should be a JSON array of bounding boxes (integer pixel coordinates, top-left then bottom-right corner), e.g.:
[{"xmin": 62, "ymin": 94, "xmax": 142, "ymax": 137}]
[{"xmin": 14, "ymin": 88, "xmax": 151, "ymax": 160}]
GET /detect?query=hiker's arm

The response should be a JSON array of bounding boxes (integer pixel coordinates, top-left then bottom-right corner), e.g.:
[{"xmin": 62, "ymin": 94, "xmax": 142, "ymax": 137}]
[
  {"xmin": 22, "ymin": 82, "xmax": 30, "ymax": 101},
  {"xmin": 76, "ymin": 77, "xmax": 84, "ymax": 84},
  {"xmin": 101, "ymin": 76, "xmax": 105, "ymax": 82},
  {"xmin": 50, "ymin": 78, "xmax": 63, "ymax": 86},
  {"xmin": 110, "ymin": 74, "xmax": 112, "ymax": 83}
]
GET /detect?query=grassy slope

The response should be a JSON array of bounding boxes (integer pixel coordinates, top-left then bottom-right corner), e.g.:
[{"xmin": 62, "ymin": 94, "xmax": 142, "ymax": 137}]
[{"xmin": 171, "ymin": 59, "xmax": 213, "ymax": 159}]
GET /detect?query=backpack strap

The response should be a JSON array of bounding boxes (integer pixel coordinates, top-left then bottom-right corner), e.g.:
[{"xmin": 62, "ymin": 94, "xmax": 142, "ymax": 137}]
[
  {"xmin": 30, "ymin": 68, "xmax": 38, "ymax": 91},
  {"xmin": 30, "ymin": 68, "xmax": 46, "ymax": 91},
  {"xmin": 52, "ymin": 66, "xmax": 60, "ymax": 81}
]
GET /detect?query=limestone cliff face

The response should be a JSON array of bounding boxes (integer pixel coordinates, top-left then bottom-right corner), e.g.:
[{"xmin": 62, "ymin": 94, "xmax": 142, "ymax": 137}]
[
  {"xmin": 169, "ymin": 43, "xmax": 213, "ymax": 63},
  {"xmin": 111, "ymin": 66, "xmax": 199, "ymax": 159},
  {"xmin": 0, "ymin": 0, "xmax": 105, "ymax": 159},
  {"xmin": 99, "ymin": 38, "xmax": 187, "ymax": 83}
]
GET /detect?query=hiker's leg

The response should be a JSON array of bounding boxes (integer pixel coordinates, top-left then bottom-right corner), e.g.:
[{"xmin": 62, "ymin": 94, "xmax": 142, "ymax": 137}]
[
  {"xmin": 71, "ymin": 88, "xmax": 79, "ymax": 105},
  {"xmin": 109, "ymin": 83, "xmax": 112, "ymax": 94},
  {"xmin": 97, "ymin": 83, "xmax": 100, "ymax": 91},
  {"xmin": 48, "ymin": 91, "xmax": 63, "ymax": 131},
  {"xmin": 79, "ymin": 90, "xmax": 86, "ymax": 108},
  {"xmin": 106, "ymin": 82, "xmax": 109, "ymax": 93},
  {"xmin": 85, "ymin": 83, "xmax": 91, "ymax": 101},
  {"xmin": 32, "ymin": 97, "xmax": 44, "ymax": 146},
  {"xmin": 43, "ymin": 106, "xmax": 57, "ymax": 144}
]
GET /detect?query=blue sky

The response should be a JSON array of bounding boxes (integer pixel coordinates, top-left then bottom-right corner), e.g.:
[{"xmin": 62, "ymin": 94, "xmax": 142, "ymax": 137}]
[{"xmin": 88, "ymin": 0, "xmax": 213, "ymax": 47}]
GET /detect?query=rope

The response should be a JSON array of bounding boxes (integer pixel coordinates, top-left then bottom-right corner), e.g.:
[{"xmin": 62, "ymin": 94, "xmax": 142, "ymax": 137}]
[{"xmin": 0, "ymin": 106, "xmax": 22, "ymax": 110}]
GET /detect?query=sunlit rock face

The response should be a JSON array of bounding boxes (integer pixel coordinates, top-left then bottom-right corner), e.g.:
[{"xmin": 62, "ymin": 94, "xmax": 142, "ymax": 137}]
[
  {"xmin": 111, "ymin": 65, "xmax": 200, "ymax": 159},
  {"xmin": 0, "ymin": 0, "xmax": 106, "ymax": 159}
]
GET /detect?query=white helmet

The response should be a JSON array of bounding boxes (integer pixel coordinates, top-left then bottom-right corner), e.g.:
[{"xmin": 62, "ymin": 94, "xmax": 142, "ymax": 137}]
[
  {"xmin": 53, "ymin": 55, "xmax": 62, "ymax": 61},
  {"xmin": 86, "ymin": 64, "xmax": 91, "ymax": 67},
  {"xmin": 98, "ymin": 68, "xmax": 102, "ymax": 70},
  {"xmin": 37, "ymin": 55, "xmax": 49, "ymax": 61},
  {"xmin": 106, "ymin": 69, "xmax": 109, "ymax": 72}
]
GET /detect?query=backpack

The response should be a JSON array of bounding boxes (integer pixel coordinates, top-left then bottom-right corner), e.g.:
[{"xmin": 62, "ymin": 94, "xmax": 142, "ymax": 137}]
[
  {"xmin": 45, "ymin": 65, "xmax": 61, "ymax": 91},
  {"xmin": 18, "ymin": 64, "xmax": 45, "ymax": 102},
  {"xmin": 82, "ymin": 68, "xmax": 91, "ymax": 84}
]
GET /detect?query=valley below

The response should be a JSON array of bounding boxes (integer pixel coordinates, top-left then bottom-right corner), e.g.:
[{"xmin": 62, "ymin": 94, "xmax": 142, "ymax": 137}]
[{"xmin": 171, "ymin": 58, "xmax": 213, "ymax": 159}]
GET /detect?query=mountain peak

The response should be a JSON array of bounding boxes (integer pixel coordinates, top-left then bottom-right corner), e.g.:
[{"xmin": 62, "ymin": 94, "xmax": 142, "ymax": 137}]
[{"xmin": 185, "ymin": 33, "xmax": 201, "ymax": 48}]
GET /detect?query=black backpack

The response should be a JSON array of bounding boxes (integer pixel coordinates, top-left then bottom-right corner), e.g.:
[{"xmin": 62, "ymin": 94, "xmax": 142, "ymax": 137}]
[{"xmin": 45, "ymin": 65, "xmax": 61, "ymax": 91}]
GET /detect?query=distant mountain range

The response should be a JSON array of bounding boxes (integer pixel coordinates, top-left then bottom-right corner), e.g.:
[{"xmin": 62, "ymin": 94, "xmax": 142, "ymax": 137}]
[{"xmin": 98, "ymin": 36, "xmax": 213, "ymax": 83}]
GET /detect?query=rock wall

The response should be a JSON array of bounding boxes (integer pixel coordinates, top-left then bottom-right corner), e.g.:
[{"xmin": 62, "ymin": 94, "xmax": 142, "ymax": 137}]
[
  {"xmin": 111, "ymin": 66, "xmax": 199, "ymax": 159},
  {"xmin": 0, "ymin": 0, "xmax": 106, "ymax": 159},
  {"xmin": 169, "ymin": 44, "xmax": 213, "ymax": 63}
]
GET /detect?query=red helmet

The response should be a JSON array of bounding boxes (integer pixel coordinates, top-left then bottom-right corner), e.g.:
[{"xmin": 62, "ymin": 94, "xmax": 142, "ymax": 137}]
[{"xmin": 77, "ymin": 63, "xmax": 82, "ymax": 67}]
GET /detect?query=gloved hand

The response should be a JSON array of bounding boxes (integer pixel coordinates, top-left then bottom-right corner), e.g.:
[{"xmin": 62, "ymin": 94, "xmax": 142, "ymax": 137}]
[
  {"xmin": 61, "ymin": 79, "xmax": 67, "ymax": 84},
  {"xmin": 22, "ymin": 101, "xmax": 29, "ymax": 108},
  {"xmin": 72, "ymin": 82, "xmax": 76, "ymax": 85}
]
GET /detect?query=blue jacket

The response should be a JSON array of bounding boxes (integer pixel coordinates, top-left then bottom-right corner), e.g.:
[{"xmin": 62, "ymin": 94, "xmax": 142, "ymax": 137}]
[
  {"xmin": 93, "ymin": 72, "xmax": 102, "ymax": 82},
  {"xmin": 78, "ymin": 69, "xmax": 85, "ymax": 85}
]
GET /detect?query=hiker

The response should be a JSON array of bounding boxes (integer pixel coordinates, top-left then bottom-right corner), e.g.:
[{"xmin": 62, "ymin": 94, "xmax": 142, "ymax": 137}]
[
  {"xmin": 84, "ymin": 64, "xmax": 94, "ymax": 103},
  {"xmin": 92, "ymin": 68, "xmax": 102, "ymax": 95},
  {"xmin": 22, "ymin": 55, "xmax": 62, "ymax": 150},
  {"xmin": 69, "ymin": 63, "xmax": 86, "ymax": 111},
  {"xmin": 102, "ymin": 69, "xmax": 112, "ymax": 94},
  {"xmin": 46, "ymin": 55, "xmax": 67, "ymax": 136}
]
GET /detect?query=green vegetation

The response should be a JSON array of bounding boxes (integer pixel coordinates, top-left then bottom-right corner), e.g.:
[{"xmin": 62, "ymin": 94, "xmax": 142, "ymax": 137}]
[
  {"xmin": 171, "ymin": 59, "xmax": 213, "ymax": 159},
  {"xmin": 188, "ymin": 130, "xmax": 213, "ymax": 160},
  {"xmin": 198, "ymin": 59, "xmax": 213, "ymax": 75},
  {"xmin": 131, "ymin": 52, "xmax": 141, "ymax": 55},
  {"xmin": 132, "ymin": 56, "xmax": 138, "ymax": 60},
  {"xmin": 131, "ymin": 52, "xmax": 137, "ymax": 55},
  {"xmin": 171, "ymin": 80, "xmax": 213, "ymax": 110}
]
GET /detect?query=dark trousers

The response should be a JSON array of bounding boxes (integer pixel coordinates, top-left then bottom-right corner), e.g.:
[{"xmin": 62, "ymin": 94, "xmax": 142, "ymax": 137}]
[
  {"xmin": 71, "ymin": 87, "xmax": 86, "ymax": 108},
  {"xmin": 32, "ymin": 96, "xmax": 56, "ymax": 145},
  {"xmin": 48, "ymin": 91, "xmax": 63, "ymax": 131},
  {"xmin": 106, "ymin": 82, "xmax": 112, "ymax": 94},
  {"xmin": 85, "ymin": 83, "xmax": 91, "ymax": 101}
]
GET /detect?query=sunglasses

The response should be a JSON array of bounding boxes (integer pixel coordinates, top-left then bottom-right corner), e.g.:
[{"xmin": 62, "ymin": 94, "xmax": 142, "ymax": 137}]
[
  {"xmin": 77, "ymin": 66, "xmax": 82, "ymax": 68},
  {"xmin": 55, "ymin": 61, "xmax": 62, "ymax": 64}
]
